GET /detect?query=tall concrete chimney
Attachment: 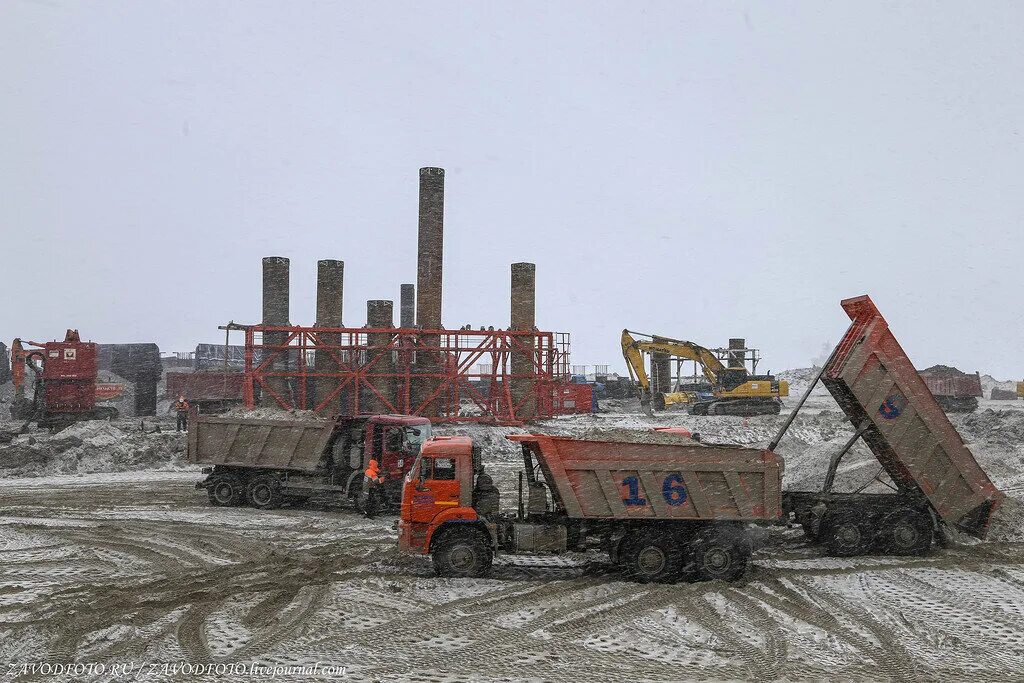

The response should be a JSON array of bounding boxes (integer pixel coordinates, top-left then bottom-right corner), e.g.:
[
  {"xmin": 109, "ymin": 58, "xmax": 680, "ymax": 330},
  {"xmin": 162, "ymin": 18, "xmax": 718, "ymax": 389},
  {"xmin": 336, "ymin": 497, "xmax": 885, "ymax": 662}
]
[
  {"xmin": 364, "ymin": 300, "xmax": 396, "ymax": 414},
  {"xmin": 651, "ymin": 337, "xmax": 672, "ymax": 411},
  {"xmin": 261, "ymin": 256, "xmax": 290, "ymax": 408},
  {"xmin": 314, "ymin": 259, "xmax": 344, "ymax": 412},
  {"xmin": 400, "ymin": 284, "xmax": 415, "ymax": 328},
  {"xmin": 510, "ymin": 262, "xmax": 537, "ymax": 419},
  {"xmin": 728, "ymin": 338, "xmax": 746, "ymax": 369},
  {"xmin": 413, "ymin": 167, "xmax": 445, "ymax": 416},
  {"xmin": 415, "ymin": 167, "xmax": 444, "ymax": 329}
]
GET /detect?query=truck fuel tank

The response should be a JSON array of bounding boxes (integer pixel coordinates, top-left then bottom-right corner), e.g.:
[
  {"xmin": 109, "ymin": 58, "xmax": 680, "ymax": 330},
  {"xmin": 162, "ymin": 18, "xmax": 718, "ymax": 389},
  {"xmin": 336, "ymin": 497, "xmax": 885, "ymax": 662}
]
[{"xmin": 512, "ymin": 523, "xmax": 567, "ymax": 553}]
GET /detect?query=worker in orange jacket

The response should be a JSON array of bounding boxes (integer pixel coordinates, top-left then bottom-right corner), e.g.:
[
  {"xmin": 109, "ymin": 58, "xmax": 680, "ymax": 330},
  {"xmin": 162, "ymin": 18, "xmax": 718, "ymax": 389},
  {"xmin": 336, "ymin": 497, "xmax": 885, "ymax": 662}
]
[
  {"xmin": 362, "ymin": 458, "xmax": 385, "ymax": 518},
  {"xmin": 174, "ymin": 396, "xmax": 190, "ymax": 432}
]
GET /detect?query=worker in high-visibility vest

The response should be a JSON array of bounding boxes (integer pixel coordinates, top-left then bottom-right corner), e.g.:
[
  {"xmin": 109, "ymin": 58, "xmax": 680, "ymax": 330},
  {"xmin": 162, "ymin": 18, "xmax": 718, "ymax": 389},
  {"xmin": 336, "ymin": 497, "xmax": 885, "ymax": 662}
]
[
  {"xmin": 361, "ymin": 458, "xmax": 385, "ymax": 518},
  {"xmin": 174, "ymin": 396, "xmax": 190, "ymax": 432}
]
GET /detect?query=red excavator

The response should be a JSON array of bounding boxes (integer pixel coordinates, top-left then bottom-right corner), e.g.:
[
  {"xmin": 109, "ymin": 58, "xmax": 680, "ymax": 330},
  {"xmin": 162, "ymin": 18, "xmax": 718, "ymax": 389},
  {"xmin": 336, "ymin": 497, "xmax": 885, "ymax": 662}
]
[{"xmin": 9, "ymin": 330, "xmax": 123, "ymax": 429}]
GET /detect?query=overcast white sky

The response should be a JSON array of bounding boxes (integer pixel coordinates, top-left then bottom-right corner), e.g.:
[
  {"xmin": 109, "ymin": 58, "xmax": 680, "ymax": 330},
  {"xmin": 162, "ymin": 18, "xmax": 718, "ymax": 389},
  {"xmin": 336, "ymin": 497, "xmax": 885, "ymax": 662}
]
[{"xmin": 2, "ymin": 2, "xmax": 1022, "ymax": 378}]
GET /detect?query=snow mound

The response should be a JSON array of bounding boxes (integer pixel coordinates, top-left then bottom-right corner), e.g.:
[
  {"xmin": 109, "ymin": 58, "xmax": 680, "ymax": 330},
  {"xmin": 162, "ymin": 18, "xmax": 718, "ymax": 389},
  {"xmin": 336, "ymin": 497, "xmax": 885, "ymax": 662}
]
[
  {"xmin": 980, "ymin": 374, "xmax": 1020, "ymax": 399},
  {"xmin": 0, "ymin": 420, "xmax": 187, "ymax": 477},
  {"xmin": 222, "ymin": 407, "xmax": 328, "ymax": 421},
  {"xmin": 777, "ymin": 366, "xmax": 823, "ymax": 386}
]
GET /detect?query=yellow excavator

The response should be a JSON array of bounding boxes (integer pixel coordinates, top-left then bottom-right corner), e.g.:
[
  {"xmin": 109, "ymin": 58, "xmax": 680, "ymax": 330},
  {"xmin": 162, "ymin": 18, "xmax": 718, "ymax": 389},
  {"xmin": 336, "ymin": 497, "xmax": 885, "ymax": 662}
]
[{"xmin": 621, "ymin": 330, "xmax": 789, "ymax": 417}]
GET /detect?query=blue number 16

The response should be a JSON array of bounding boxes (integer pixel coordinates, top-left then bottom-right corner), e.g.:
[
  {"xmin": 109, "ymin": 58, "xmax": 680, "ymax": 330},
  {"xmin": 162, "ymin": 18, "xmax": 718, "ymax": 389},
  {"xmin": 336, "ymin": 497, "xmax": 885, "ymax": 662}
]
[{"xmin": 622, "ymin": 474, "xmax": 688, "ymax": 507}]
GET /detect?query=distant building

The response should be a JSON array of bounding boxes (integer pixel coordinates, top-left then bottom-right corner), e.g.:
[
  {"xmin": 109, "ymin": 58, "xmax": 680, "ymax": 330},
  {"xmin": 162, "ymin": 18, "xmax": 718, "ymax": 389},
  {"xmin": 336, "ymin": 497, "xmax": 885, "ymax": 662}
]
[{"xmin": 194, "ymin": 343, "xmax": 247, "ymax": 370}]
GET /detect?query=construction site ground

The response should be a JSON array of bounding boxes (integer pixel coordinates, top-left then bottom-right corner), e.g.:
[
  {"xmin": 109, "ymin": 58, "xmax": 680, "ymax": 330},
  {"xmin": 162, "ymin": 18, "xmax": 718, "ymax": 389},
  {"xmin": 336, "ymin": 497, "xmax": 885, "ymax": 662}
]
[{"xmin": 2, "ymin": 387, "xmax": 1024, "ymax": 681}]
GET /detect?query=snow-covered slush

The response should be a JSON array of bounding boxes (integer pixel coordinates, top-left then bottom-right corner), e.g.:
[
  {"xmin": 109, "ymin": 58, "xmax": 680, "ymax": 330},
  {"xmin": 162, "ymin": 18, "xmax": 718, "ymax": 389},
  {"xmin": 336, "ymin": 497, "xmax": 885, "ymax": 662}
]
[
  {"xmin": 0, "ymin": 420, "xmax": 187, "ymax": 477},
  {"xmin": 1, "ymin": 375, "xmax": 1023, "ymax": 680}
]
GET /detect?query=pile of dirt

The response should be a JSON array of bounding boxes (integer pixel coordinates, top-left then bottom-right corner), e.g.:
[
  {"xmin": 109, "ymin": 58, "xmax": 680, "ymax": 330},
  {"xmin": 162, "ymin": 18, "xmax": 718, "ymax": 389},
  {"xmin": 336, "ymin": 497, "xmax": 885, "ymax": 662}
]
[
  {"xmin": 981, "ymin": 374, "xmax": 1019, "ymax": 398},
  {"xmin": 0, "ymin": 380, "xmax": 15, "ymax": 412},
  {"xmin": 986, "ymin": 496, "xmax": 1024, "ymax": 543},
  {"xmin": 775, "ymin": 367, "xmax": 834, "ymax": 401},
  {"xmin": 571, "ymin": 427, "xmax": 699, "ymax": 446},
  {"xmin": 919, "ymin": 364, "xmax": 969, "ymax": 377},
  {"xmin": 222, "ymin": 407, "xmax": 328, "ymax": 421},
  {"xmin": 777, "ymin": 366, "xmax": 824, "ymax": 386},
  {"xmin": 0, "ymin": 420, "xmax": 186, "ymax": 477},
  {"xmin": 958, "ymin": 409, "xmax": 1024, "ymax": 446},
  {"xmin": 596, "ymin": 397, "xmax": 642, "ymax": 413}
]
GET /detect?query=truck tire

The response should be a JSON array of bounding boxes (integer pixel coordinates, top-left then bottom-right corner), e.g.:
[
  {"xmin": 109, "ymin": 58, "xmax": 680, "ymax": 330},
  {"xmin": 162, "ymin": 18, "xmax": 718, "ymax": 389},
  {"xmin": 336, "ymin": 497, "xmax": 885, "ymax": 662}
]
[
  {"xmin": 688, "ymin": 526, "xmax": 751, "ymax": 582},
  {"xmin": 619, "ymin": 529, "xmax": 683, "ymax": 583},
  {"xmin": 208, "ymin": 473, "xmax": 244, "ymax": 507},
  {"xmin": 431, "ymin": 528, "xmax": 493, "ymax": 578},
  {"xmin": 879, "ymin": 508, "xmax": 933, "ymax": 555},
  {"xmin": 822, "ymin": 511, "xmax": 872, "ymax": 556},
  {"xmin": 246, "ymin": 474, "xmax": 283, "ymax": 510}
]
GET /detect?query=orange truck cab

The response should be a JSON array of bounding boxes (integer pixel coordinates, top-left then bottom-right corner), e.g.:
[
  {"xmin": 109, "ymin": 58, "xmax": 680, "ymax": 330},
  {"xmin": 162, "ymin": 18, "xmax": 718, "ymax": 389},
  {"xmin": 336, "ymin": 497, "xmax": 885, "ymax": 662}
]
[{"xmin": 398, "ymin": 436, "xmax": 498, "ymax": 575}]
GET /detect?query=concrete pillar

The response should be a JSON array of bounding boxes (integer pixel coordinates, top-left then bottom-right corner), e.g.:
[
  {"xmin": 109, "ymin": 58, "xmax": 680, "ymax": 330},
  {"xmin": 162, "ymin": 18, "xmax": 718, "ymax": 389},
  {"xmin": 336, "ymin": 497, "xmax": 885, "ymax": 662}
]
[
  {"xmin": 415, "ymin": 167, "xmax": 444, "ymax": 329},
  {"xmin": 0, "ymin": 342, "xmax": 10, "ymax": 384},
  {"xmin": 510, "ymin": 262, "xmax": 537, "ymax": 419},
  {"xmin": 651, "ymin": 337, "xmax": 672, "ymax": 411},
  {"xmin": 414, "ymin": 167, "xmax": 444, "ymax": 416},
  {"xmin": 261, "ymin": 256, "xmax": 290, "ymax": 408},
  {"xmin": 400, "ymin": 284, "xmax": 415, "ymax": 328},
  {"xmin": 728, "ymin": 338, "xmax": 746, "ymax": 369},
  {"xmin": 364, "ymin": 300, "xmax": 396, "ymax": 414},
  {"xmin": 314, "ymin": 259, "xmax": 345, "ymax": 412},
  {"xmin": 398, "ymin": 284, "xmax": 416, "ymax": 412}
]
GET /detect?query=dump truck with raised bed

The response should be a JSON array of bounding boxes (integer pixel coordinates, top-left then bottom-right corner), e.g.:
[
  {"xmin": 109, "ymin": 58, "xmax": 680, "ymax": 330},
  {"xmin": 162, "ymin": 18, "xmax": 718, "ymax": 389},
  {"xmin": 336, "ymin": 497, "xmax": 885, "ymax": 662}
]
[
  {"xmin": 398, "ymin": 432, "xmax": 782, "ymax": 582},
  {"xmin": 189, "ymin": 412, "xmax": 431, "ymax": 511},
  {"xmin": 773, "ymin": 295, "xmax": 1004, "ymax": 556}
]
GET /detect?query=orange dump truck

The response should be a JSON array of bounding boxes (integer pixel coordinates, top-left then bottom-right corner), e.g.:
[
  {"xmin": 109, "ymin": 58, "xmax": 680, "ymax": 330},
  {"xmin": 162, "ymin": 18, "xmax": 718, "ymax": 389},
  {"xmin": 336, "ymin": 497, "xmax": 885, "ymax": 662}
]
[
  {"xmin": 398, "ymin": 433, "xmax": 782, "ymax": 583},
  {"xmin": 776, "ymin": 295, "xmax": 1004, "ymax": 556}
]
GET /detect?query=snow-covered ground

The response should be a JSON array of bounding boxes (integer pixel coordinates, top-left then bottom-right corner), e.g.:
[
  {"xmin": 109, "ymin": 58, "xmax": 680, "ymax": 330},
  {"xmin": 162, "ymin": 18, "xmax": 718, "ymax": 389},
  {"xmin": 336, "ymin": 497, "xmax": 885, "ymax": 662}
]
[{"xmin": 1, "ymin": 376, "xmax": 1023, "ymax": 680}]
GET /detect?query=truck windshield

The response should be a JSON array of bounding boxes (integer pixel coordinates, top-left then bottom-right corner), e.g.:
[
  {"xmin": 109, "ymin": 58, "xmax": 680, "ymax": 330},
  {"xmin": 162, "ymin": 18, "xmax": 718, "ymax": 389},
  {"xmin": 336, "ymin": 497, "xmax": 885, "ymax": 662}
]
[{"xmin": 405, "ymin": 424, "xmax": 432, "ymax": 450}]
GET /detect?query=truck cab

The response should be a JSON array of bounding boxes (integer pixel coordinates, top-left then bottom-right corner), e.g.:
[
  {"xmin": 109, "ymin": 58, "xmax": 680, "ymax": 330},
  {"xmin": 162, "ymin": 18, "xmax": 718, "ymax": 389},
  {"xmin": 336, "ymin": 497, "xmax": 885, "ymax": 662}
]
[
  {"xmin": 398, "ymin": 436, "xmax": 498, "ymax": 576},
  {"xmin": 363, "ymin": 415, "xmax": 431, "ymax": 483}
]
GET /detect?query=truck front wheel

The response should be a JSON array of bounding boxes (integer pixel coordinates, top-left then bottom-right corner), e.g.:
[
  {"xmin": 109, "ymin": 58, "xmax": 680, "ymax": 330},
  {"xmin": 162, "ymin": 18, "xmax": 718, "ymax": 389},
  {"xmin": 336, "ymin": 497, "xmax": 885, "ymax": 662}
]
[
  {"xmin": 431, "ymin": 528, "xmax": 493, "ymax": 578},
  {"xmin": 619, "ymin": 529, "xmax": 683, "ymax": 583},
  {"xmin": 208, "ymin": 473, "xmax": 244, "ymax": 507},
  {"xmin": 688, "ymin": 526, "xmax": 751, "ymax": 582},
  {"xmin": 246, "ymin": 474, "xmax": 283, "ymax": 510}
]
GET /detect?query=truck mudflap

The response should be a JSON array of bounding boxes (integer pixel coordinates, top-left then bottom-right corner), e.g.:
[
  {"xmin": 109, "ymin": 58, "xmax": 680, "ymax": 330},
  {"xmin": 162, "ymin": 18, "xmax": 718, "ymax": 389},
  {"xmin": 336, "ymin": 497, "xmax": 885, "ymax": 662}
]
[{"xmin": 822, "ymin": 295, "xmax": 1004, "ymax": 538}]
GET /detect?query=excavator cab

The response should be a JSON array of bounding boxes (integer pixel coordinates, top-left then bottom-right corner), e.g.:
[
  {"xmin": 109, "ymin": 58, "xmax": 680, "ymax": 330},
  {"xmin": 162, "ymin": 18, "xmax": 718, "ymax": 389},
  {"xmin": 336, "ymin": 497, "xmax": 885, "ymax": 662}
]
[{"xmin": 717, "ymin": 367, "xmax": 750, "ymax": 391}]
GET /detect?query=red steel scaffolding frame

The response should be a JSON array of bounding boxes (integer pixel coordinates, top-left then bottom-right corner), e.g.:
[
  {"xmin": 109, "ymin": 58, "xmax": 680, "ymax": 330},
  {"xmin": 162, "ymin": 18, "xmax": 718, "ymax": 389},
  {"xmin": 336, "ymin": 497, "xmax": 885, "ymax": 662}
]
[{"xmin": 233, "ymin": 324, "xmax": 573, "ymax": 423}]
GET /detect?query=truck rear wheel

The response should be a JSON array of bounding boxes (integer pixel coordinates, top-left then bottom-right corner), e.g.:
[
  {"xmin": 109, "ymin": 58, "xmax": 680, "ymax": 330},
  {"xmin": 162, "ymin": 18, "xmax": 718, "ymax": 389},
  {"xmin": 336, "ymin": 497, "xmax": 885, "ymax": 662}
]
[
  {"xmin": 822, "ymin": 511, "xmax": 872, "ymax": 556},
  {"xmin": 208, "ymin": 473, "xmax": 244, "ymax": 507},
  {"xmin": 246, "ymin": 474, "xmax": 283, "ymax": 510},
  {"xmin": 879, "ymin": 508, "xmax": 933, "ymax": 555},
  {"xmin": 619, "ymin": 529, "xmax": 683, "ymax": 583},
  {"xmin": 688, "ymin": 526, "xmax": 751, "ymax": 582},
  {"xmin": 431, "ymin": 528, "xmax": 493, "ymax": 578}
]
